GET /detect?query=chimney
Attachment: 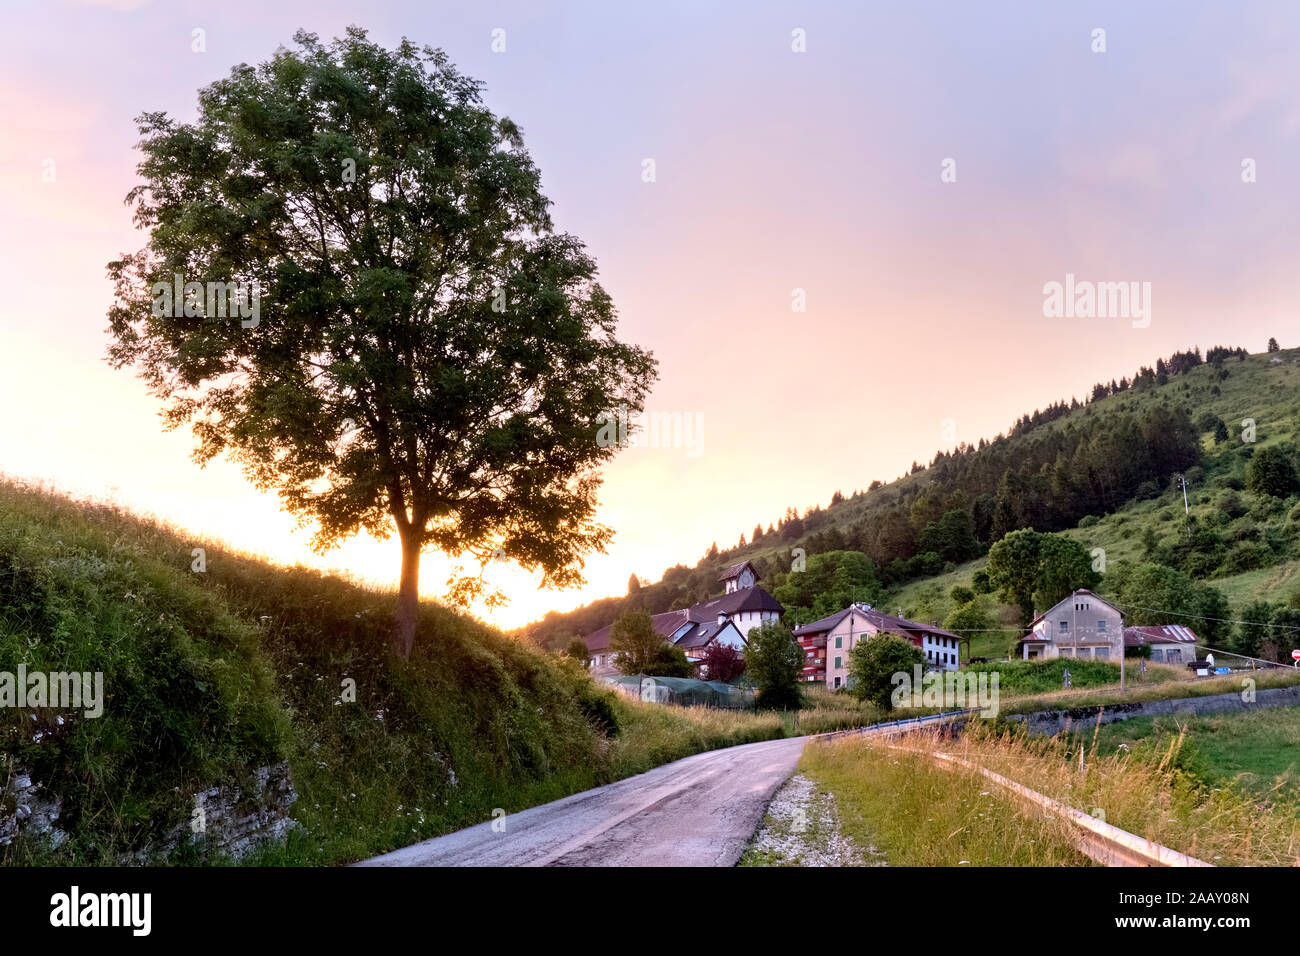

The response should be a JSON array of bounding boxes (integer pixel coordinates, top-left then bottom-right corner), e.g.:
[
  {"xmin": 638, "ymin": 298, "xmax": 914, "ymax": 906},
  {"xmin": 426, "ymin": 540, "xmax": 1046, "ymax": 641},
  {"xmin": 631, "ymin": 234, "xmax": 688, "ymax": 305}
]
[{"xmin": 717, "ymin": 613, "xmax": 727, "ymax": 626}]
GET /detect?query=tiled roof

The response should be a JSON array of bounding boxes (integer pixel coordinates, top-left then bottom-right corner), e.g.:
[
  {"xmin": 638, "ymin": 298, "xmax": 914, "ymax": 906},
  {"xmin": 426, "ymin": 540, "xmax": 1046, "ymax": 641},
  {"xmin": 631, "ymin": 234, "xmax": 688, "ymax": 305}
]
[
  {"xmin": 583, "ymin": 588, "xmax": 782, "ymax": 654},
  {"xmin": 793, "ymin": 605, "xmax": 961, "ymax": 642},
  {"xmin": 583, "ymin": 607, "xmax": 691, "ymax": 652},
  {"xmin": 689, "ymin": 586, "xmax": 783, "ymax": 621}
]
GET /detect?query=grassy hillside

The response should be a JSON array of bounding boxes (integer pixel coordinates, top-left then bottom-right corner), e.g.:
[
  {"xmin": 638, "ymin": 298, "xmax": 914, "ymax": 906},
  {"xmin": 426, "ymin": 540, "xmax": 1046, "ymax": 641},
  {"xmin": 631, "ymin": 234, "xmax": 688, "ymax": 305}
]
[
  {"xmin": 528, "ymin": 346, "xmax": 1300, "ymax": 661},
  {"xmin": 0, "ymin": 479, "xmax": 883, "ymax": 865}
]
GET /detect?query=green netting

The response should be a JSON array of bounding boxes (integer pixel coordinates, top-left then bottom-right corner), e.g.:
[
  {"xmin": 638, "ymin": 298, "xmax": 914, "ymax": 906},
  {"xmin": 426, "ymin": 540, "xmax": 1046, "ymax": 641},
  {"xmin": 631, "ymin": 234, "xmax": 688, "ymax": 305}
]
[{"xmin": 602, "ymin": 674, "xmax": 755, "ymax": 709}]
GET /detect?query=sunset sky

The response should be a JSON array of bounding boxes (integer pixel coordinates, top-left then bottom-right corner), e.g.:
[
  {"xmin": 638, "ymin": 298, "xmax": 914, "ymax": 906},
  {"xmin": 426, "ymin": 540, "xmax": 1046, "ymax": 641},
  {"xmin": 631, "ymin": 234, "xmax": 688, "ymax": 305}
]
[{"xmin": 2, "ymin": 0, "xmax": 1298, "ymax": 629}]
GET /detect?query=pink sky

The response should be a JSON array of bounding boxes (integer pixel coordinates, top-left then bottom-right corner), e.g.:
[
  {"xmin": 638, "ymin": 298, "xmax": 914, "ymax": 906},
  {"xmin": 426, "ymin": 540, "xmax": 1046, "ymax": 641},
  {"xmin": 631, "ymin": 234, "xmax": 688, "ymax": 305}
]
[{"xmin": 2, "ymin": 1, "xmax": 1298, "ymax": 628}]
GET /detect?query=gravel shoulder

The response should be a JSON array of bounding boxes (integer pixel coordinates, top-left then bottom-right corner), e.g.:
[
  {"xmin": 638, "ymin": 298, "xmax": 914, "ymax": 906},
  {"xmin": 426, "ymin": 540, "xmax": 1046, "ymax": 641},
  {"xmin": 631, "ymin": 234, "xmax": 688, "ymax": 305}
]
[{"xmin": 739, "ymin": 772, "xmax": 885, "ymax": 867}]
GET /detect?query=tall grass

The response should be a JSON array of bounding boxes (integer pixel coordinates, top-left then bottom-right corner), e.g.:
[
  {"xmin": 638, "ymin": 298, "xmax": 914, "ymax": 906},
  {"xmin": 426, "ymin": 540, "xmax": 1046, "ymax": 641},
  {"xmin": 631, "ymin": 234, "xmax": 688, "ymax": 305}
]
[
  {"xmin": 892, "ymin": 720, "xmax": 1300, "ymax": 866},
  {"xmin": 801, "ymin": 735, "xmax": 1091, "ymax": 866}
]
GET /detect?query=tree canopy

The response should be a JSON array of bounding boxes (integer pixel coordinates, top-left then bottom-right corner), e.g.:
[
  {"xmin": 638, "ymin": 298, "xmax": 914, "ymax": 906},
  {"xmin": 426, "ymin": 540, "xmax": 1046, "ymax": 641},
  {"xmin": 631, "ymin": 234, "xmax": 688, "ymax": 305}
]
[{"xmin": 106, "ymin": 29, "xmax": 657, "ymax": 656}]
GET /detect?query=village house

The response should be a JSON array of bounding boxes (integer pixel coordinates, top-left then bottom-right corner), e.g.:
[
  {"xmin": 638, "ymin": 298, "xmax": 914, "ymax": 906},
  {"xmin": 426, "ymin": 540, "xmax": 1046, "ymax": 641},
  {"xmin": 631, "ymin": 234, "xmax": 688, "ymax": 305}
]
[
  {"xmin": 1123, "ymin": 624, "xmax": 1200, "ymax": 665},
  {"xmin": 1020, "ymin": 589, "xmax": 1124, "ymax": 660},
  {"xmin": 582, "ymin": 561, "xmax": 784, "ymax": 678},
  {"xmin": 793, "ymin": 603, "xmax": 964, "ymax": 690}
]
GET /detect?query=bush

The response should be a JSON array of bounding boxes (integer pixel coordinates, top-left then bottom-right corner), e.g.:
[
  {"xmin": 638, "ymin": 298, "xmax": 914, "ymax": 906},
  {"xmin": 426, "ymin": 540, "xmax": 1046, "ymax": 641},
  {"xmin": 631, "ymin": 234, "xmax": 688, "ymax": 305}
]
[
  {"xmin": 847, "ymin": 635, "xmax": 925, "ymax": 711},
  {"xmin": 743, "ymin": 620, "xmax": 804, "ymax": 711},
  {"xmin": 646, "ymin": 644, "xmax": 694, "ymax": 678},
  {"xmin": 699, "ymin": 642, "xmax": 746, "ymax": 683},
  {"xmin": 1246, "ymin": 446, "xmax": 1299, "ymax": 498},
  {"xmin": 576, "ymin": 686, "xmax": 621, "ymax": 737},
  {"xmin": 1218, "ymin": 541, "xmax": 1272, "ymax": 575}
]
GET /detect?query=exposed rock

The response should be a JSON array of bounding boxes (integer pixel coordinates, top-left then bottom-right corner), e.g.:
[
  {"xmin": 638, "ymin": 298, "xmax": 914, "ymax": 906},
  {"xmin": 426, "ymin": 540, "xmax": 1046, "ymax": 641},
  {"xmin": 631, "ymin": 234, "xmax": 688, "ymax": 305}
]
[
  {"xmin": 0, "ymin": 770, "xmax": 67, "ymax": 849},
  {"xmin": 134, "ymin": 762, "xmax": 299, "ymax": 863},
  {"xmin": 3, "ymin": 763, "xmax": 298, "ymax": 862}
]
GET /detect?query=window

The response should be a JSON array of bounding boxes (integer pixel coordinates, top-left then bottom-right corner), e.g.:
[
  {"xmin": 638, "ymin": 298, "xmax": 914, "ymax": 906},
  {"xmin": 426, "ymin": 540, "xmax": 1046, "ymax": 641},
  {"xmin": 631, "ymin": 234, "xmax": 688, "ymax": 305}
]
[
  {"xmin": 835, "ymin": 636, "xmax": 842, "ymax": 649},
  {"xmin": 1059, "ymin": 620, "xmax": 1069, "ymax": 633},
  {"xmin": 834, "ymin": 656, "xmax": 842, "ymax": 669},
  {"xmin": 833, "ymin": 677, "xmax": 841, "ymax": 689}
]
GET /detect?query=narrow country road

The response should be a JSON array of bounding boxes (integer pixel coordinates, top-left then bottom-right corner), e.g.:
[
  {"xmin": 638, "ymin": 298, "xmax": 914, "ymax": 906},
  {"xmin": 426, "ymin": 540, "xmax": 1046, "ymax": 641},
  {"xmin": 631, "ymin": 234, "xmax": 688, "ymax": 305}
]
[{"xmin": 355, "ymin": 735, "xmax": 808, "ymax": 867}]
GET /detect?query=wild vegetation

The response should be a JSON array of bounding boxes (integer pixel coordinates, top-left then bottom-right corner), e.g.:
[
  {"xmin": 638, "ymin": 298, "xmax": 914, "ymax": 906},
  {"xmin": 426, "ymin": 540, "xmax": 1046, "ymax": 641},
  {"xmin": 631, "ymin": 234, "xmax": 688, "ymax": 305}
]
[
  {"xmin": 811, "ymin": 714, "xmax": 1300, "ymax": 867},
  {"xmin": 0, "ymin": 480, "xmax": 879, "ymax": 865},
  {"xmin": 907, "ymin": 721, "xmax": 1300, "ymax": 866}
]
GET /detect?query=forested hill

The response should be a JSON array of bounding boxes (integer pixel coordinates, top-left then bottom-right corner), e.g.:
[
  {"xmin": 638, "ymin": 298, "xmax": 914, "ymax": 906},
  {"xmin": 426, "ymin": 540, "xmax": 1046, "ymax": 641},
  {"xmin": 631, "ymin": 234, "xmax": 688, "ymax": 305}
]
[{"xmin": 523, "ymin": 343, "xmax": 1299, "ymax": 650}]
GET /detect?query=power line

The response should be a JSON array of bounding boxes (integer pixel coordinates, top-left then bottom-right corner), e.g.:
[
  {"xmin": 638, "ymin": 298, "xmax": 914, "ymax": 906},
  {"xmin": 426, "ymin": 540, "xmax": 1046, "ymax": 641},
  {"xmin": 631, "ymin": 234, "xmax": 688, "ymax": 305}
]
[{"xmin": 1107, "ymin": 598, "xmax": 1300, "ymax": 632}]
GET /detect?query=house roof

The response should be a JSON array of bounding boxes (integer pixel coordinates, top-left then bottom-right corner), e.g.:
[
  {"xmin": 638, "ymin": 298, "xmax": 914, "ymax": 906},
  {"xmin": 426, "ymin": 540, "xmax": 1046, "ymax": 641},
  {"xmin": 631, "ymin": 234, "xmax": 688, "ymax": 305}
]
[
  {"xmin": 583, "ymin": 587, "xmax": 783, "ymax": 653},
  {"xmin": 690, "ymin": 586, "xmax": 783, "ymax": 621},
  {"xmin": 793, "ymin": 604, "xmax": 962, "ymax": 643},
  {"xmin": 583, "ymin": 608, "xmax": 691, "ymax": 653},
  {"xmin": 717, "ymin": 560, "xmax": 759, "ymax": 582},
  {"xmin": 1028, "ymin": 589, "xmax": 1124, "ymax": 628},
  {"xmin": 1124, "ymin": 624, "xmax": 1200, "ymax": 647},
  {"xmin": 675, "ymin": 620, "xmax": 738, "ymax": 649},
  {"xmin": 793, "ymin": 607, "xmax": 856, "ymax": 636}
]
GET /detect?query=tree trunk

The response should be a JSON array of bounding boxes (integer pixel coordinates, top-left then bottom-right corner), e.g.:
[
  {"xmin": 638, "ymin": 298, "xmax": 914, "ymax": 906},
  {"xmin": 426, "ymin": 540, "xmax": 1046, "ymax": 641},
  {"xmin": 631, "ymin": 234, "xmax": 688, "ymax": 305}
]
[{"xmin": 393, "ymin": 533, "xmax": 421, "ymax": 659}]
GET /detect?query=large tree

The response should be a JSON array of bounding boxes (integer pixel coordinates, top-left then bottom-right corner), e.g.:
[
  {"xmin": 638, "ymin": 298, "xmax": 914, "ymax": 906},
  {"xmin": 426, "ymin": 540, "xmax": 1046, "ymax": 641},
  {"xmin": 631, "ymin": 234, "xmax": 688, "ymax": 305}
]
[
  {"xmin": 105, "ymin": 29, "xmax": 656, "ymax": 657},
  {"xmin": 1246, "ymin": 446, "xmax": 1298, "ymax": 499},
  {"xmin": 986, "ymin": 529, "xmax": 1042, "ymax": 623}
]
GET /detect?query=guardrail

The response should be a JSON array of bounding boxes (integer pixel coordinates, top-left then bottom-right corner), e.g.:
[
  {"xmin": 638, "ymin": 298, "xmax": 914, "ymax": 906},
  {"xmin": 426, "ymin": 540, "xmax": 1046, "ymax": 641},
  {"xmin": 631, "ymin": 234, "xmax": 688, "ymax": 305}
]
[
  {"xmin": 812, "ymin": 709, "xmax": 973, "ymax": 742},
  {"xmin": 920, "ymin": 749, "xmax": 1214, "ymax": 867}
]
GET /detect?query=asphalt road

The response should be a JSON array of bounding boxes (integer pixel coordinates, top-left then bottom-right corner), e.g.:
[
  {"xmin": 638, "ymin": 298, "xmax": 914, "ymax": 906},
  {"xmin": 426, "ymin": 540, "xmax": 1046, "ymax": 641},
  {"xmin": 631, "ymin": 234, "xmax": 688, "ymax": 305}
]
[{"xmin": 355, "ymin": 734, "xmax": 808, "ymax": 867}]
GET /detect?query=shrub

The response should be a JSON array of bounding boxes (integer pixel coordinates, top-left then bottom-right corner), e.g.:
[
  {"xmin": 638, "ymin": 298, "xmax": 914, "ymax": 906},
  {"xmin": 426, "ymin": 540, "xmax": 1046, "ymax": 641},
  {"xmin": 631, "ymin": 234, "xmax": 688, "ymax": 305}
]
[
  {"xmin": 576, "ymin": 686, "xmax": 621, "ymax": 737},
  {"xmin": 1246, "ymin": 446, "xmax": 1299, "ymax": 498},
  {"xmin": 847, "ymin": 635, "xmax": 925, "ymax": 711},
  {"xmin": 1218, "ymin": 541, "xmax": 1272, "ymax": 575},
  {"xmin": 699, "ymin": 642, "xmax": 746, "ymax": 683},
  {"xmin": 743, "ymin": 620, "xmax": 804, "ymax": 711}
]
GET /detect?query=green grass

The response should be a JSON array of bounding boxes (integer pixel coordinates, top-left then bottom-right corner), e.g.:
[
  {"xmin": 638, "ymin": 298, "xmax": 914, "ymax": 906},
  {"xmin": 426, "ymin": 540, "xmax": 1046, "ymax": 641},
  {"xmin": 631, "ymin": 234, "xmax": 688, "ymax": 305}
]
[
  {"xmin": 959, "ymin": 657, "xmax": 1180, "ymax": 695},
  {"xmin": 1074, "ymin": 706, "xmax": 1300, "ymax": 798}
]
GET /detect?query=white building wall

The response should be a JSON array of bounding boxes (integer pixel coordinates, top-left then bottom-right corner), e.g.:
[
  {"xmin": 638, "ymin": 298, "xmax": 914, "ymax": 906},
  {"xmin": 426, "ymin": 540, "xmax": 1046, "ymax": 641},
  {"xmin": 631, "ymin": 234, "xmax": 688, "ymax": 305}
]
[
  {"xmin": 922, "ymin": 633, "xmax": 960, "ymax": 671},
  {"xmin": 731, "ymin": 609, "xmax": 778, "ymax": 640}
]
